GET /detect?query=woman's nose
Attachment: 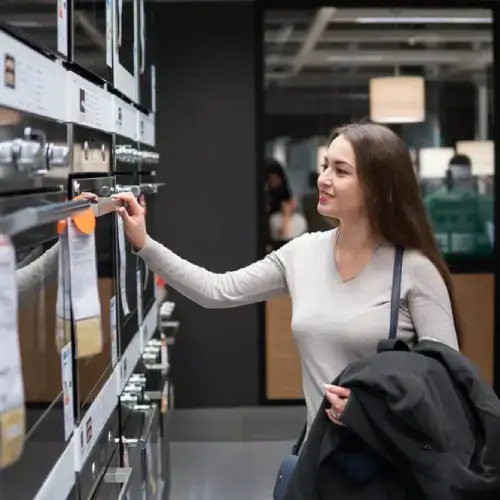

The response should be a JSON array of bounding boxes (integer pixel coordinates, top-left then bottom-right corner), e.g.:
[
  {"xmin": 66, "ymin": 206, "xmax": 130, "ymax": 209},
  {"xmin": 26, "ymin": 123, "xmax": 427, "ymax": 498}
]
[{"xmin": 318, "ymin": 175, "xmax": 333, "ymax": 189}]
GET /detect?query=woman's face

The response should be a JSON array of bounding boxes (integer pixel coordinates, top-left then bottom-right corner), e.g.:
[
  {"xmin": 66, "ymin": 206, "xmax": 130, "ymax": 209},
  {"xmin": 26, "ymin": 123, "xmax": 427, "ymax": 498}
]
[{"xmin": 317, "ymin": 135, "xmax": 365, "ymax": 220}]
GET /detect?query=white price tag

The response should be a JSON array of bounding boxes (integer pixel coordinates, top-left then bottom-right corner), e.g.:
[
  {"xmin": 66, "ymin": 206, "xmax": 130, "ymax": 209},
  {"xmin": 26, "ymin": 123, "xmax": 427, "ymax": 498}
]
[
  {"xmin": 56, "ymin": 230, "xmax": 72, "ymax": 351},
  {"xmin": 57, "ymin": 0, "xmax": 69, "ymax": 56},
  {"xmin": 60, "ymin": 343, "xmax": 74, "ymax": 441},
  {"xmin": 0, "ymin": 235, "xmax": 24, "ymax": 413},
  {"xmin": 67, "ymin": 221, "xmax": 103, "ymax": 358},
  {"xmin": 0, "ymin": 235, "xmax": 25, "ymax": 468},
  {"xmin": 137, "ymin": 268, "xmax": 143, "ymax": 326},
  {"xmin": 110, "ymin": 296, "xmax": 118, "ymax": 367},
  {"xmin": 106, "ymin": 0, "xmax": 112, "ymax": 67},
  {"xmin": 117, "ymin": 216, "xmax": 130, "ymax": 316}
]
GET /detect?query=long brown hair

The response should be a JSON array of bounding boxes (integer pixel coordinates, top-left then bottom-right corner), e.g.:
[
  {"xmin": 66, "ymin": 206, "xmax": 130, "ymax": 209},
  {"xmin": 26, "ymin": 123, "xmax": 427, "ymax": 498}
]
[{"xmin": 328, "ymin": 121, "xmax": 462, "ymax": 344}]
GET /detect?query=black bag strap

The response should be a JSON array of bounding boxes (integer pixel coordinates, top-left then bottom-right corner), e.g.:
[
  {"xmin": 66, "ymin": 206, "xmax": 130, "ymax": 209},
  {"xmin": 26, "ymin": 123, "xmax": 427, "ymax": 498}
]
[
  {"xmin": 389, "ymin": 247, "xmax": 404, "ymax": 340},
  {"xmin": 291, "ymin": 246, "xmax": 405, "ymax": 456}
]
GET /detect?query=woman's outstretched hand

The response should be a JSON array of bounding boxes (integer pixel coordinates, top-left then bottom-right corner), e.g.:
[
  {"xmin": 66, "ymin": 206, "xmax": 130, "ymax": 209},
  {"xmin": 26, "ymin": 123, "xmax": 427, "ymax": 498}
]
[
  {"xmin": 112, "ymin": 192, "xmax": 148, "ymax": 251},
  {"xmin": 324, "ymin": 384, "xmax": 351, "ymax": 426}
]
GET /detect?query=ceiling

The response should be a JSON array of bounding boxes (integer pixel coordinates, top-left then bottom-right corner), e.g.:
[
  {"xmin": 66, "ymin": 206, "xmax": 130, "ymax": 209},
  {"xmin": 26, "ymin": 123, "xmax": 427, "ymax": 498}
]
[{"xmin": 265, "ymin": 8, "xmax": 493, "ymax": 115}]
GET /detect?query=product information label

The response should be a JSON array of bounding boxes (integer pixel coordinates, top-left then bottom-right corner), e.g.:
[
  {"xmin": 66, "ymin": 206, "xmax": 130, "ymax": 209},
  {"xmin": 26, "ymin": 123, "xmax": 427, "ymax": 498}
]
[
  {"xmin": 60, "ymin": 342, "xmax": 74, "ymax": 441},
  {"xmin": 117, "ymin": 216, "xmax": 130, "ymax": 316},
  {"xmin": 0, "ymin": 235, "xmax": 24, "ymax": 414},
  {"xmin": 57, "ymin": 0, "xmax": 69, "ymax": 56}
]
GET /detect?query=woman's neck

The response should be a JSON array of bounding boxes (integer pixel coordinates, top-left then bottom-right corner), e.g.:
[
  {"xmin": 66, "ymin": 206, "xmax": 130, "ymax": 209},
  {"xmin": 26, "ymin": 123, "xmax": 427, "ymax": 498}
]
[{"xmin": 336, "ymin": 218, "xmax": 378, "ymax": 255}]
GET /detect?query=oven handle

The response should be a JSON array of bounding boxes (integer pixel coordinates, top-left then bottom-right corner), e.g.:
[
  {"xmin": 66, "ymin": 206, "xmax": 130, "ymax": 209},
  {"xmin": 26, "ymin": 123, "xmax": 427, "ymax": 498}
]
[
  {"xmin": 102, "ymin": 467, "xmax": 132, "ymax": 500},
  {"xmin": 136, "ymin": 404, "xmax": 158, "ymax": 449},
  {"xmin": 139, "ymin": 183, "xmax": 165, "ymax": 195},
  {"xmin": 0, "ymin": 198, "xmax": 90, "ymax": 236},
  {"xmin": 91, "ymin": 197, "xmax": 124, "ymax": 218}
]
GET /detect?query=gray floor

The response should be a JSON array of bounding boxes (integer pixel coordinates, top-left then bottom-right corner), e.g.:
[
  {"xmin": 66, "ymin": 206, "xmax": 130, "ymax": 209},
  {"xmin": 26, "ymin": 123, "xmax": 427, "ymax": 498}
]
[{"xmin": 168, "ymin": 407, "xmax": 306, "ymax": 500}]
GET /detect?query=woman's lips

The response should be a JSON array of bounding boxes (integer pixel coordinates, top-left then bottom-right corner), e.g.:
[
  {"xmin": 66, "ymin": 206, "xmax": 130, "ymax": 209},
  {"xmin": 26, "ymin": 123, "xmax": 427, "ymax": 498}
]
[{"xmin": 318, "ymin": 192, "xmax": 333, "ymax": 203}]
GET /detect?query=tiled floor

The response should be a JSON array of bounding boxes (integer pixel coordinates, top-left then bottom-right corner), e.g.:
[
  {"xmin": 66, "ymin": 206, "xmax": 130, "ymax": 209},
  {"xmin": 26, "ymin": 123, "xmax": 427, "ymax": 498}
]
[{"xmin": 168, "ymin": 407, "xmax": 305, "ymax": 500}]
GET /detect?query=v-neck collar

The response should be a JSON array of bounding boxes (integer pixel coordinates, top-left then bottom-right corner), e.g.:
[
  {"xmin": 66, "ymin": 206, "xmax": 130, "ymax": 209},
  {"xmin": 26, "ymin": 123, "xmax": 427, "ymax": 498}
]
[{"xmin": 330, "ymin": 229, "xmax": 381, "ymax": 284}]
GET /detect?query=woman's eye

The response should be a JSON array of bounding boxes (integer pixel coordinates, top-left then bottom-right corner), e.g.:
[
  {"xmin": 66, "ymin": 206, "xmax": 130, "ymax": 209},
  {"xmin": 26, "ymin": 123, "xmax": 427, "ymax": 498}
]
[
  {"xmin": 336, "ymin": 168, "xmax": 347, "ymax": 176},
  {"xmin": 320, "ymin": 164, "xmax": 328, "ymax": 171}
]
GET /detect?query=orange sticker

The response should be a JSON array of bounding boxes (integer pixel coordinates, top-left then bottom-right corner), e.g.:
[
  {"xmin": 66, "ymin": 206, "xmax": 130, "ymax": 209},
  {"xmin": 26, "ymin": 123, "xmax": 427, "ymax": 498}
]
[
  {"xmin": 57, "ymin": 219, "xmax": 67, "ymax": 235},
  {"xmin": 57, "ymin": 195, "xmax": 96, "ymax": 235}
]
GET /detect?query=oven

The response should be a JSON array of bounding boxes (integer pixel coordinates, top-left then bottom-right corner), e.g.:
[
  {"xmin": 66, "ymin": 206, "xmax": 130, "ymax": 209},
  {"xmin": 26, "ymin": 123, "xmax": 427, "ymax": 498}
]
[
  {"xmin": 137, "ymin": 111, "xmax": 161, "ymax": 324},
  {"xmin": 113, "ymin": 95, "xmax": 141, "ymax": 361},
  {"xmin": 113, "ymin": 0, "xmax": 137, "ymax": 103},
  {"xmin": 119, "ymin": 387, "xmax": 164, "ymax": 500},
  {"xmin": 71, "ymin": 0, "xmax": 113, "ymax": 85},
  {"xmin": 67, "ymin": 121, "xmax": 120, "ymax": 498},
  {"xmin": 0, "ymin": 189, "xmax": 93, "ymax": 499},
  {"xmin": 0, "ymin": 0, "xmax": 68, "ymax": 60}
]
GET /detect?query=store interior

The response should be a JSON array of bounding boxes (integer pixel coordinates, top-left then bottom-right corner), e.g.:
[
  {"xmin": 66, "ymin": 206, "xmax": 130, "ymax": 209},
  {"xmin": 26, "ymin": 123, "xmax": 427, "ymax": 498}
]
[{"xmin": 0, "ymin": 2, "xmax": 497, "ymax": 500}]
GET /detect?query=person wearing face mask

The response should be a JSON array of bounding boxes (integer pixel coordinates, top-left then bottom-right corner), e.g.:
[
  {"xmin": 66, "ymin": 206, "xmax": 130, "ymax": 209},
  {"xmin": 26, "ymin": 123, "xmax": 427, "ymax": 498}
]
[{"xmin": 113, "ymin": 122, "xmax": 460, "ymax": 437}]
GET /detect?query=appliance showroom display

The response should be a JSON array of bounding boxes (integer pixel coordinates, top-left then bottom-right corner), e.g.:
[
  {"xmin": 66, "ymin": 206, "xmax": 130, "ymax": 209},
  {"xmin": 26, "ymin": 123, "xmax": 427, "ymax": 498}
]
[{"xmin": 0, "ymin": 12, "xmax": 171, "ymax": 500}]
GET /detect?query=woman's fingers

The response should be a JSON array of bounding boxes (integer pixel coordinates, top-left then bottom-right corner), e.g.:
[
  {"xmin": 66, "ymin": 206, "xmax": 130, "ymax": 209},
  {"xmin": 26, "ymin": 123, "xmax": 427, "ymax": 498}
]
[
  {"xmin": 113, "ymin": 193, "xmax": 143, "ymax": 216},
  {"xmin": 325, "ymin": 384, "xmax": 351, "ymax": 398}
]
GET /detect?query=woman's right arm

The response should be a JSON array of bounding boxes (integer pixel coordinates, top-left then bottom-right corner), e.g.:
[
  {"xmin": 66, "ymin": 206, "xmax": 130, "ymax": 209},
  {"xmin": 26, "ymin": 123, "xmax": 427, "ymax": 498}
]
[
  {"xmin": 138, "ymin": 236, "xmax": 287, "ymax": 308},
  {"xmin": 113, "ymin": 192, "xmax": 290, "ymax": 309}
]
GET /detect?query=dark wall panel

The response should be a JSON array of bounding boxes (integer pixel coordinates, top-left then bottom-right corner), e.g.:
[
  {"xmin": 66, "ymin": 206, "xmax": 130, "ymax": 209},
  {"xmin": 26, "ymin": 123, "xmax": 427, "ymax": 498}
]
[{"xmin": 152, "ymin": 2, "xmax": 261, "ymax": 408}]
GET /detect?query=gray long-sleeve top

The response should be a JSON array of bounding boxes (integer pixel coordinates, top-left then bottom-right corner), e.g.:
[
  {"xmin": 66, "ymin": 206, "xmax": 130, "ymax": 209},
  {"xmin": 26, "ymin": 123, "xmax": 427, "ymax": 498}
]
[{"xmin": 138, "ymin": 229, "xmax": 459, "ymax": 429}]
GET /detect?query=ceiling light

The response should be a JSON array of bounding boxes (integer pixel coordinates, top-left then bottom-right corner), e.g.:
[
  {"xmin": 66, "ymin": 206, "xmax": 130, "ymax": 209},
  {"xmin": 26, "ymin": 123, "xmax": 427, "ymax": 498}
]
[
  {"xmin": 356, "ymin": 17, "xmax": 492, "ymax": 24},
  {"xmin": 369, "ymin": 76, "xmax": 425, "ymax": 124},
  {"xmin": 455, "ymin": 141, "xmax": 494, "ymax": 176},
  {"xmin": 419, "ymin": 148, "xmax": 455, "ymax": 179}
]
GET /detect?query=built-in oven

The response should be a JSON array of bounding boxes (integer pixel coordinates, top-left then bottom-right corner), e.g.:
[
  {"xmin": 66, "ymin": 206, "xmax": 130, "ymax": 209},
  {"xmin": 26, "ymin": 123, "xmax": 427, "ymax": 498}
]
[
  {"xmin": 71, "ymin": 0, "xmax": 113, "ymax": 85},
  {"xmin": 0, "ymin": 0, "xmax": 69, "ymax": 60},
  {"xmin": 86, "ymin": 433, "xmax": 128, "ymax": 500},
  {"xmin": 67, "ymin": 122, "xmax": 120, "ymax": 498},
  {"xmin": 137, "ymin": 0, "xmax": 156, "ymax": 113},
  {"xmin": 137, "ymin": 112, "xmax": 160, "ymax": 324},
  {"xmin": 0, "ymin": 188, "xmax": 92, "ymax": 499},
  {"xmin": 119, "ymin": 391, "xmax": 164, "ymax": 500},
  {"xmin": 113, "ymin": 0, "xmax": 137, "ymax": 103},
  {"xmin": 112, "ymin": 95, "xmax": 141, "ymax": 362}
]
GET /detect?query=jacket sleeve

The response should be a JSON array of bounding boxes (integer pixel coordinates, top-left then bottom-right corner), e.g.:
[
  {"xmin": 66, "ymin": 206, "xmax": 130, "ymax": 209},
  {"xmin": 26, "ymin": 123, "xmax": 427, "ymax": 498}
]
[
  {"xmin": 407, "ymin": 253, "xmax": 459, "ymax": 350},
  {"xmin": 137, "ymin": 235, "xmax": 301, "ymax": 308},
  {"xmin": 16, "ymin": 242, "xmax": 59, "ymax": 303}
]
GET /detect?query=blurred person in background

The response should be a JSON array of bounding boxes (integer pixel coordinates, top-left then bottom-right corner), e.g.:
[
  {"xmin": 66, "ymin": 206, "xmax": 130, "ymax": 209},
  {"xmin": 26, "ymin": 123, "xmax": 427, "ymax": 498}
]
[
  {"xmin": 265, "ymin": 158, "xmax": 292, "ymax": 215},
  {"xmin": 269, "ymin": 198, "xmax": 307, "ymax": 243}
]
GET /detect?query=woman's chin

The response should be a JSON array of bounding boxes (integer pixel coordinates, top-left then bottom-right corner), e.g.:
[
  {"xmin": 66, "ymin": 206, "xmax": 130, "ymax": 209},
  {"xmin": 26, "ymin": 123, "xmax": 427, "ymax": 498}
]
[{"xmin": 317, "ymin": 204, "xmax": 336, "ymax": 218}]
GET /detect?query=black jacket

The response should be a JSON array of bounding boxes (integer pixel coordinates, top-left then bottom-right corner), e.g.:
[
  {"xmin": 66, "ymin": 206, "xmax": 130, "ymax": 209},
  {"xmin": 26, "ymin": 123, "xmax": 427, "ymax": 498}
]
[{"xmin": 283, "ymin": 339, "xmax": 500, "ymax": 500}]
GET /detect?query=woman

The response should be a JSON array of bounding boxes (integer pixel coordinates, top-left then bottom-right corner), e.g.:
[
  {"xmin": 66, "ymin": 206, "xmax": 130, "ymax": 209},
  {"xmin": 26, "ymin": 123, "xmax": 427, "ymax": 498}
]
[{"xmin": 114, "ymin": 122, "xmax": 460, "ymax": 431}]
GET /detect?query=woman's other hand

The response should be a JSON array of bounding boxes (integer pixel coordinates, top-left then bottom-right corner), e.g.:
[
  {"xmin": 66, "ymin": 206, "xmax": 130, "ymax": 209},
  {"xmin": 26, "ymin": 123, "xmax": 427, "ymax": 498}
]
[
  {"xmin": 113, "ymin": 192, "xmax": 148, "ymax": 250},
  {"xmin": 324, "ymin": 384, "xmax": 351, "ymax": 426}
]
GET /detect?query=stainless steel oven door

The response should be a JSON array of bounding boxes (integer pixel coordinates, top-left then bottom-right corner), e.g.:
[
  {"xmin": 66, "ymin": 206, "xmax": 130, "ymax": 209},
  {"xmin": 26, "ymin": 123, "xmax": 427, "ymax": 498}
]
[
  {"xmin": 0, "ymin": 1, "xmax": 68, "ymax": 59},
  {"xmin": 0, "ymin": 189, "xmax": 92, "ymax": 499},
  {"xmin": 72, "ymin": 0, "xmax": 113, "ymax": 84},
  {"xmin": 67, "ymin": 174, "xmax": 118, "ymax": 428}
]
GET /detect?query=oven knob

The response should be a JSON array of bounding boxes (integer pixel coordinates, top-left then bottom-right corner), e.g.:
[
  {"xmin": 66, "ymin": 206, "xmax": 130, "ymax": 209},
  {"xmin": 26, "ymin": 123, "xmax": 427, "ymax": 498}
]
[
  {"xmin": 46, "ymin": 143, "xmax": 70, "ymax": 169},
  {"xmin": 99, "ymin": 185, "xmax": 112, "ymax": 197},
  {"xmin": 16, "ymin": 139, "xmax": 46, "ymax": 175},
  {"xmin": 0, "ymin": 141, "xmax": 15, "ymax": 168}
]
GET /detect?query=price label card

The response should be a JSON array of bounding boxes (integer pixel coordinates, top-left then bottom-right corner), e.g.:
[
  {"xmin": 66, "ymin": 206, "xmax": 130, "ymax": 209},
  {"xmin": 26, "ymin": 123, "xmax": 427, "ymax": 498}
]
[
  {"xmin": 110, "ymin": 296, "xmax": 118, "ymax": 367},
  {"xmin": 60, "ymin": 343, "xmax": 74, "ymax": 441},
  {"xmin": 116, "ymin": 215, "xmax": 130, "ymax": 316},
  {"xmin": 0, "ymin": 235, "xmax": 25, "ymax": 468},
  {"xmin": 67, "ymin": 221, "xmax": 103, "ymax": 358},
  {"xmin": 56, "ymin": 229, "xmax": 72, "ymax": 351}
]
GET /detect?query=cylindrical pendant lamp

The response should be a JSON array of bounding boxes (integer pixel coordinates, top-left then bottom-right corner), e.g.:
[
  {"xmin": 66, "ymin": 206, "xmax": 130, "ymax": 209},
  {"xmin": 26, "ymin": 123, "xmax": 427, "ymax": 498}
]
[
  {"xmin": 455, "ymin": 140, "xmax": 494, "ymax": 176},
  {"xmin": 369, "ymin": 76, "xmax": 425, "ymax": 124}
]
